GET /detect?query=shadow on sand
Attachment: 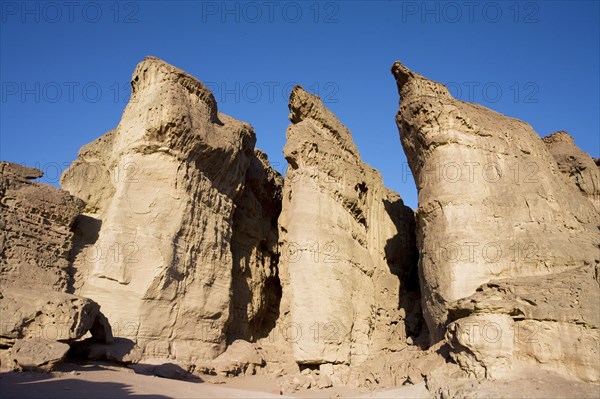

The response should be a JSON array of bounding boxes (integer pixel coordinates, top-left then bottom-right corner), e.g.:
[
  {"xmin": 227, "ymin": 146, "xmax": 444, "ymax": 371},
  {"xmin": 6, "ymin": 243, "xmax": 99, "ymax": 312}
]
[{"xmin": 0, "ymin": 370, "xmax": 170, "ymax": 399}]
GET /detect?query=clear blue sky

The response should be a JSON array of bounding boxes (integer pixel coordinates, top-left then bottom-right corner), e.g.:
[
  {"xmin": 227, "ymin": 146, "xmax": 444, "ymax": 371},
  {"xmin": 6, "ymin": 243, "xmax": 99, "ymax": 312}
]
[{"xmin": 1, "ymin": 0, "xmax": 599, "ymax": 209}]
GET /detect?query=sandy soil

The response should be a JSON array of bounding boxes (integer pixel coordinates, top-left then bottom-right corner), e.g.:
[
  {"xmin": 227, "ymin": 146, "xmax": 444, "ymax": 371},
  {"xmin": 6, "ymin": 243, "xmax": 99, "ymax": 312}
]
[
  {"xmin": 0, "ymin": 365, "xmax": 282, "ymax": 399},
  {"xmin": 207, "ymin": 372, "xmax": 430, "ymax": 399},
  {"xmin": 3, "ymin": 362, "xmax": 597, "ymax": 398},
  {"xmin": 0, "ymin": 362, "xmax": 431, "ymax": 399}
]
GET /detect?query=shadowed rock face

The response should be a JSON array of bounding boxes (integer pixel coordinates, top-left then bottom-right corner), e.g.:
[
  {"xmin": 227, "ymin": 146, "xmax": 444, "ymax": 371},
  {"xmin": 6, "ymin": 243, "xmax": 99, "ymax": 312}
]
[
  {"xmin": 391, "ymin": 61, "xmax": 600, "ymax": 383},
  {"xmin": 228, "ymin": 149, "xmax": 283, "ymax": 342},
  {"xmin": 61, "ymin": 57, "xmax": 281, "ymax": 364},
  {"xmin": 543, "ymin": 131, "xmax": 600, "ymax": 212},
  {"xmin": 277, "ymin": 86, "xmax": 420, "ymax": 373}
]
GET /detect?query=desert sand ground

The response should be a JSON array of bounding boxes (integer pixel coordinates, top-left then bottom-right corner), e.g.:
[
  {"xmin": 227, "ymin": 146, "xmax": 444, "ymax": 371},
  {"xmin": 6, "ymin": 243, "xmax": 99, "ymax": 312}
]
[
  {"xmin": 2, "ymin": 362, "xmax": 600, "ymax": 399},
  {"xmin": 0, "ymin": 362, "xmax": 431, "ymax": 399}
]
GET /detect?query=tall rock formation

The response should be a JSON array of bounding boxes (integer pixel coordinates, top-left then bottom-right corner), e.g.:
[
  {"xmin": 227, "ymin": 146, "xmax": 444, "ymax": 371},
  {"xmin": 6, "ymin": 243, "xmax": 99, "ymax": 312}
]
[
  {"xmin": 391, "ymin": 62, "xmax": 599, "ymax": 382},
  {"xmin": 277, "ymin": 86, "xmax": 419, "ymax": 376},
  {"xmin": 61, "ymin": 57, "xmax": 281, "ymax": 364}
]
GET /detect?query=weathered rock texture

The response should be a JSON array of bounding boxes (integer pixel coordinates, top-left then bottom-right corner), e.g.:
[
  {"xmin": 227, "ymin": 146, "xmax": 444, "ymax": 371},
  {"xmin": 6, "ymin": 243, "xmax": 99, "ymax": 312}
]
[
  {"xmin": 0, "ymin": 162, "xmax": 83, "ymax": 291},
  {"xmin": 392, "ymin": 61, "xmax": 600, "ymax": 383},
  {"xmin": 0, "ymin": 163, "xmax": 112, "ymax": 371},
  {"xmin": 447, "ymin": 264, "xmax": 600, "ymax": 382},
  {"xmin": 11, "ymin": 338, "xmax": 70, "ymax": 372},
  {"xmin": 543, "ymin": 131, "xmax": 600, "ymax": 212},
  {"xmin": 198, "ymin": 339, "xmax": 266, "ymax": 377},
  {"xmin": 392, "ymin": 61, "xmax": 600, "ymax": 343},
  {"xmin": 0, "ymin": 287, "xmax": 109, "ymax": 347},
  {"xmin": 276, "ymin": 86, "xmax": 419, "ymax": 372},
  {"xmin": 61, "ymin": 57, "xmax": 282, "ymax": 364}
]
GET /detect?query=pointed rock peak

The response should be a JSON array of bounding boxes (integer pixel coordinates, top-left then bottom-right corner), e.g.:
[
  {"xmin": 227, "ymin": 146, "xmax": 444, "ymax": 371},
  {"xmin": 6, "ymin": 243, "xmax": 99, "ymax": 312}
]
[
  {"xmin": 391, "ymin": 60, "xmax": 451, "ymax": 99},
  {"xmin": 0, "ymin": 161, "xmax": 43, "ymax": 180},
  {"xmin": 391, "ymin": 61, "xmax": 416, "ymax": 90},
  {"xmin": 543, "ymin": 131, "xmax": 575, "ymax": 144},
  {"xmin": 131, "ymin": 56, "xmax": 219, "ymax": 122},
  {"xmin": 288, "ymin": 85, "xmax": 360, "ymax": 158},
  {"xmin": 133, "ymin": 56, "xmax": 202, "ymax": 84},
  {"xmin": 288, "ymin": 85, "xmax": 313, "ymax": 124}
]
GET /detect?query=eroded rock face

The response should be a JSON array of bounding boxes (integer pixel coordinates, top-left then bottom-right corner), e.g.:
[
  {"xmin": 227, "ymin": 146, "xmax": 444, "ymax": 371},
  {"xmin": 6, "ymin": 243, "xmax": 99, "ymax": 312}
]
[
  {"xmin": 543, "ymin": 131, "xmax": 600, "ymax": 212},
  {"xmin": 0, "ymin": 162, "xmax": 83, "ymax": 291},
  {"xmin": 61, "ymin": 57, "xmax": 281, "ymax": 364},
  {"xmin": 0, "ymin": 287, "xmax": 110, "ymax": 346},
  {"xmin": 0, "ymin": 163, "xmax": 112, "ymax": 371},
  {"xmin": 391, "ymin": 62, "xmax": 600, "ymax": 343},
  {"xmin": 0, "ymin": 286, "xmax": 113, "ymax": 371},
  {"xmin": 277, "ymin": 86, "xmax": 419, "ymax": 369},
  {"xmin": 446, "ymin": 313, "xmax": 515, "ymax": 380},
  {"xmin": 198, "ymin": 339, "xmax": 266, "ymax": 377},
  {"xmin": 11, "ymin": 338, "xmax": 70, "ymax": 372},
  {"xmin": 447, "ymin": 265, "xmax": 600, "ymax": 382}
]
